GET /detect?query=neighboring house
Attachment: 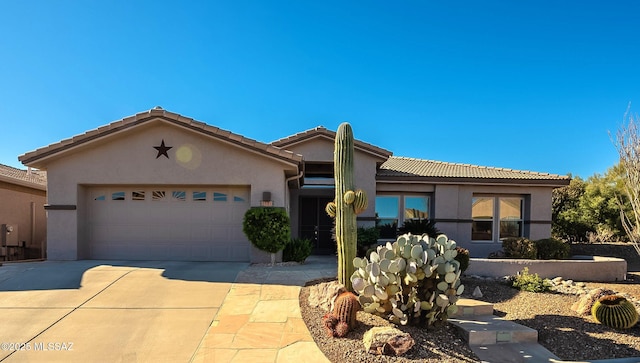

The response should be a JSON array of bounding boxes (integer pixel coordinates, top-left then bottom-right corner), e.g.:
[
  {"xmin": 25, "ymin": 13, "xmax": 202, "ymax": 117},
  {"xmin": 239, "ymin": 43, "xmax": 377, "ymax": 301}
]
[
  {"xmin": 0, "ymin": 163, "xmax": 47, "ymax": 260},
  {"xmin": 18, "ymin": 107, "xmax": 569, "ymax": 262}
]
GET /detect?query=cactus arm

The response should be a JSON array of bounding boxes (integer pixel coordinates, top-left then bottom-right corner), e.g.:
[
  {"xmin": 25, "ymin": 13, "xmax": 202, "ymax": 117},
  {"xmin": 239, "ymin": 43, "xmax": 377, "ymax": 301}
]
[{"xmin": 334, "ymin": 123, "xmax": 357, "ymax": 292}]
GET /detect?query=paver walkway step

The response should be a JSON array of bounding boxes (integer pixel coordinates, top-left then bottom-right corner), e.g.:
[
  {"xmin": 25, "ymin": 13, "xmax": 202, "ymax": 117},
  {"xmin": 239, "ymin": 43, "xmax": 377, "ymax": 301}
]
[
  {"xmin": 450, "ymin": 299, "xmax": 561, "ymax": 362},
  {"xmin": 470, "ymin": 342, "xmax": 560, "ymax": 363},
  {"xmin": 449, "ymin": 315, "xmax": 538, "ymax": 345},
  {"xmin": 451, "ymin": 298, "xmax": 494, "ymax": 318}
]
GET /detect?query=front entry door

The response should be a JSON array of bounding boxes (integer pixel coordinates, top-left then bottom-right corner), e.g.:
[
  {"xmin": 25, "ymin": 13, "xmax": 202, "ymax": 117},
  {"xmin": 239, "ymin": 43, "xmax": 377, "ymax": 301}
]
[{"xmin": 300, "ymin": 196, "xmax": 335, "ymax": 255}]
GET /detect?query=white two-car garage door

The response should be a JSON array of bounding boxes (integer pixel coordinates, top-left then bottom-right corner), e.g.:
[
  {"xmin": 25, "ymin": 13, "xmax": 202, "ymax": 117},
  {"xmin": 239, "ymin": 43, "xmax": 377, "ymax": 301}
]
[{"xmin": 87, "ymin": 186, "xmax": 251, "ymax": 261}]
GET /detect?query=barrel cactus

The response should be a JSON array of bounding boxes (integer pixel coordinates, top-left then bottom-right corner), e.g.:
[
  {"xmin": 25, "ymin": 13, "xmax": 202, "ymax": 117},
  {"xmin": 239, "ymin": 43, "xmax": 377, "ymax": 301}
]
[
  {"xmin": 351, "ymin": 233, "xmax": 464, "ymax": 327},
  {"xmin": 591, "ymin": 295, "xmax": 639, "ymax": 329},
  {"xmin": 327, "ymin": 123, "xmax": 368, "ymax": 292}
]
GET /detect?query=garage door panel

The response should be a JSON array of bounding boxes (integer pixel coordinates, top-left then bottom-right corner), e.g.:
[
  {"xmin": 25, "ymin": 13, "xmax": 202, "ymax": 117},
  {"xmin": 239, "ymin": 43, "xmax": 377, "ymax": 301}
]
[
  {"xmin": 229, "ymin": 246, "xmax": 251, "ymax": 261},
  {"xmin": 87, "ymin": 186, "xmax": 251, "ymax": 261},
  {"xmin": 190, "ymin": 225, "xmax": 212, "ymax": 241}
]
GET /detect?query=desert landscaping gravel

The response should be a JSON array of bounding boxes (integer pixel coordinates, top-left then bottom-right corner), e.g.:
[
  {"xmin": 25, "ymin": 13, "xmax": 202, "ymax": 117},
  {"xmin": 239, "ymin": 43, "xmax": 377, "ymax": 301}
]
[
  {"xmin": 300, "ymin": 274, "xmax": 640, "ymax": 362},
  {"xmin": 300, "ymin": 243, "xmax": 640, "ymax": 362}
]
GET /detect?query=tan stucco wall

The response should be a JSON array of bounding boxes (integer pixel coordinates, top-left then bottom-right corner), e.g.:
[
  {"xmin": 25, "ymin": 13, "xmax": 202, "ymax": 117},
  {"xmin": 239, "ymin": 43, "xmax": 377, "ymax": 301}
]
[
  {"xmin": 0, "ymin": 181, "xmax": 47, "ymax": 258},
  {"xmin": 433, "ymin": 184, "xmax": 554, "ymax": 257},
  {"xmin": 285, "ymin": 137, "xmax": 335, "ymax": 162},
  {"xmin": 41, "ymin": 121, "xmax": 298, "ymax": 260}
]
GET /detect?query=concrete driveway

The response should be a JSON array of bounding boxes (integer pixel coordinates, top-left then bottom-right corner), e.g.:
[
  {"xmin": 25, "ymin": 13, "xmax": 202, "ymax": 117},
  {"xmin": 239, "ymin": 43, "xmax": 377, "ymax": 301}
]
[{"xmin": 0, "ymin": 260, "xmax": 248, "ymax": 362}]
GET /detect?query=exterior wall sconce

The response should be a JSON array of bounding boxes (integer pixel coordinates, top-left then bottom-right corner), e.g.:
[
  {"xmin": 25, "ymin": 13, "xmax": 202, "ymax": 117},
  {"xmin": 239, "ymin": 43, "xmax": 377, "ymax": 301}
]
[{"xmin": 260, "ymin": 191, "xmax": 273, "ymax": 207}]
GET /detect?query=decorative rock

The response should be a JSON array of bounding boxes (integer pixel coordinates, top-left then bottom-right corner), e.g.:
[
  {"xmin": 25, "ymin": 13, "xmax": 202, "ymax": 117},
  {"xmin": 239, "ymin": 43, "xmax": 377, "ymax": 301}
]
[
  {"xmin": 552, "ymin": 276, "xmax": 563, "ymax": 284},
  {"xmin": 308, "ymin": 281, "xmax": 346, "ymax": 311},
  {"xmin": 363, "ymin": 327, "xmax": 415, "ymax": 356},
  {"xmin": 571, "ymin": 288, "xmax": 616, "ymax": 316},
  {"xmin": 472, "ymin": 286, "xmax": 483, "ymax": 298}
]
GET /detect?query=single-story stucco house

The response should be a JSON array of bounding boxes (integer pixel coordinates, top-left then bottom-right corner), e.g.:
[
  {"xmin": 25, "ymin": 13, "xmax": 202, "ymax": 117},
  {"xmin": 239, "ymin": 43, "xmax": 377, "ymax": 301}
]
[
  {"xmin": 18, "ymin": 107, "xmax": 569, "ymax": 262},
  {"xmin": 0, "ymin": 163, "xmax": 47, "ymax": 260}
]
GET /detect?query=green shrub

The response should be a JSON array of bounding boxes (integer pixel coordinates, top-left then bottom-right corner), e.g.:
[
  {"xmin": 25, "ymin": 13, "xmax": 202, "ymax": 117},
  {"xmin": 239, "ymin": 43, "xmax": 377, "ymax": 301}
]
[
  {"xmin": 242, "ymin": 207, "xmax": 290, "ymax": 253},
  {"xmin": 397, "ymin": 219, "xmax": 440, "ymax": 237},
  {"xmin": 502, "ymin": 237, "xmax": 537, "ymax": 259},
  {"xmin": 357, "ymin": 226, "xmax": 380, "ymax": 257},
  {"xmin": 454, "ymin": 247, "xmax": 470, "ymax": 272},
  {"xmin": 377, "ymin": 222, "xmax": 398, "ymax": 239},
  {"xmin": 283, "ymin": 238, "xmax": 313, "ymax": 263},
  {"xmin": 535, "ymin": 238, "xmax": 570, "ymax": 260},
  {"xmin": 511, "ymin": 267, "xmax": 551, "ymax": 293}
]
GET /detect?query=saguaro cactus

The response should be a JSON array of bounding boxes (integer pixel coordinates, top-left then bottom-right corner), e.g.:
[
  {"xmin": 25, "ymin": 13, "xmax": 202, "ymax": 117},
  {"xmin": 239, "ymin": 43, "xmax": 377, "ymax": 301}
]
[{"xmin": 330, "ymin": 123, "xmax": 368, "ymax": 291}]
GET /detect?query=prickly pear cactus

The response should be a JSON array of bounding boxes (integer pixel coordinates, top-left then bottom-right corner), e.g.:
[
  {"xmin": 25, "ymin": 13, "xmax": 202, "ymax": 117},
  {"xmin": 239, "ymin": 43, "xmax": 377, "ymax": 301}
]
[
  {"xmin": 327, "ymin": 123, "xmax": 367, "ymax": 292},
  {"xmin": 351, "ymin": 233, "xmax": 464, "ymax": 327}
]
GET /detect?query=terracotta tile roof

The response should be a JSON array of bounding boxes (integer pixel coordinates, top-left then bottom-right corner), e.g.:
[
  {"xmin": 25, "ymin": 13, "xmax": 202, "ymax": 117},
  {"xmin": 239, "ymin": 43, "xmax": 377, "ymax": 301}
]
[
  {"xmin": 0, "ymin": 163, "xmax": 47, "ymax": 190},
  {"xmin": 272, "ymin": 126, "xmax": 392, "ymax": 159},
  {"xmin": 379, "ymin": 156, "xmax": 570, "ymax": 184},
  {"xmin": 19, "ymin": 107, "xmax": 303, "ymax": 169}
]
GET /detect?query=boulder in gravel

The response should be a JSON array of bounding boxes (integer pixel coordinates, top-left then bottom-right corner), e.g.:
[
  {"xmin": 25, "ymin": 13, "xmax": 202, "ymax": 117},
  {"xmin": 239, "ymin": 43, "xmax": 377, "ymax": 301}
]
[
  {"xmin": 308, "ymin": 281, "xmax": 346, "ymax": 311},
  {"xmin": 472, "ymin": 286, "xmax": 483, "ymax": 298},
  {"xmin": 363, "ymin": 326, "xmax": 415, "ymax": 356},
  {"xmin": 571, "ymin": 288, "xmax": 616, "ymax": 316}
]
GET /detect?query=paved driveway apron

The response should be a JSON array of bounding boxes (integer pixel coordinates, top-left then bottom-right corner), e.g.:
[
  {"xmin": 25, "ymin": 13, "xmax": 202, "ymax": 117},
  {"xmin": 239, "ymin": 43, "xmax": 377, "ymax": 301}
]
[{"xmin": 0, "ymin": 261, "xmax": 246, "ymax": 362}]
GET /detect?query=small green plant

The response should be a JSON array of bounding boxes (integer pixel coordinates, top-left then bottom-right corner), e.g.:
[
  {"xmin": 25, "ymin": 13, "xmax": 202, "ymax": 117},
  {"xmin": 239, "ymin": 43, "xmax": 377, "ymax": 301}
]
[
  {"xmin": 511, "ymin": 267, "xmax": 551, "ymax": 292},
  {"xmin": 398, "ymin": 218, "xmax": 440, "ymax": 237},
  {"xmin": 535, "ymin": 238, "xmax": 570, "ymax": 260},
  {"xmin": 283, "ymin": 237, "xmax": 313, "ymax": 263},
  {"xmin": 502, "ymin": 237, "xmax": 537, "ymax": 259},
  {"xmin": 242, "ymin": 207, "xmax": 290, "ymax": 255}
]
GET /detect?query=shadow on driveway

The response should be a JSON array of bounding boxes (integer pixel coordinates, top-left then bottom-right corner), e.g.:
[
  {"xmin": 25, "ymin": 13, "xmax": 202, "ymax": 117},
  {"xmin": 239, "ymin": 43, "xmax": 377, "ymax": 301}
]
[{"xmin": 0, "ymin": 260, "xmax": 250, "ymax": 291}]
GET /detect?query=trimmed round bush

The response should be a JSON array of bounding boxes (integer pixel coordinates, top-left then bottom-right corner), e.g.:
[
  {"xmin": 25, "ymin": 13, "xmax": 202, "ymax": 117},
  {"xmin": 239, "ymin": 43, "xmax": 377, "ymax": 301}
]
[
  {"xmin": 535, "ymin": 238, "xmax": 570, "ymax": 260},
  {"xmin": 242, "ymin": 207, "xmax": 290, "ymax": 253},
  {"xmin": 502, "ymin": 237, "xmax": 537, "ymax": 259}
]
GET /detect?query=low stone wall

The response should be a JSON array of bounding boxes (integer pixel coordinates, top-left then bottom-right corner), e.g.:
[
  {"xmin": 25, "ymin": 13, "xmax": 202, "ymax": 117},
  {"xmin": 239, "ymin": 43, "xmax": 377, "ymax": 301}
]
[{"xmin": 465, "ymin": 256, "xmax": 628, "ymax": 282}]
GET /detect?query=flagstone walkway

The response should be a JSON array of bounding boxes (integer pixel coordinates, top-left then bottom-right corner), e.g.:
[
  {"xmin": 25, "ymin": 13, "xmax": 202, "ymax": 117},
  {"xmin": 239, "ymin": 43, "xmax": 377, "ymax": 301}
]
[{"xmin": 191, "ymin": 256, "xmax": 337, "ymax": 362}]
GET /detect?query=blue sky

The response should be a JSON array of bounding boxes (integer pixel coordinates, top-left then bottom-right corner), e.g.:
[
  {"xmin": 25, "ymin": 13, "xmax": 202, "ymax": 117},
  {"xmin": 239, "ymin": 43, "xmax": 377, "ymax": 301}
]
[{"xmin": 1, "ymin": 1, "xmax": 638, "ymax": 178}]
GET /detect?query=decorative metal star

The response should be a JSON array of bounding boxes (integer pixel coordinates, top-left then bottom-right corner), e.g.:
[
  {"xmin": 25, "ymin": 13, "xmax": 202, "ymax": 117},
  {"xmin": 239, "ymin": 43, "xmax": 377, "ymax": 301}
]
[{"xmin": 154, "ymin": 139, "xmax": 172, "ymax": 159}]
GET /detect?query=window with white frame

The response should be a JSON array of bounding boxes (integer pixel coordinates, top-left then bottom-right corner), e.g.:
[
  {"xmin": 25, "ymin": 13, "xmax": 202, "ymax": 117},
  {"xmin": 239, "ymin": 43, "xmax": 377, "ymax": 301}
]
[
  {"xmin": 472, "ymin": 196, "xmax": 524, "ymax": 242},
  {"xmin": 375, "ymin": 195, "xmax": 431, "ymax": 239}
]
